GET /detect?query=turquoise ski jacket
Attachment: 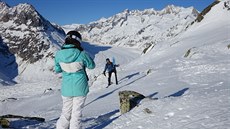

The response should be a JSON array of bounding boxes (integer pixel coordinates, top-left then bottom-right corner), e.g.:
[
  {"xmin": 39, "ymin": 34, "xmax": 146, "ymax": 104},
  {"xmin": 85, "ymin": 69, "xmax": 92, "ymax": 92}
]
[{"xmin": 54, "ymin": 44, "xmax": 95, "ymax": 97}]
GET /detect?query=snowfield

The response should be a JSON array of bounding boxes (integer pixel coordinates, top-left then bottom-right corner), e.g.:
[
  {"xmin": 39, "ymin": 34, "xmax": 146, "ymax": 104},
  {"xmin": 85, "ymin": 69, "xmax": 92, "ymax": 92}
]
[{"xmin": 0, "ymin": 0, "xmax": 230, "ymax": 129}]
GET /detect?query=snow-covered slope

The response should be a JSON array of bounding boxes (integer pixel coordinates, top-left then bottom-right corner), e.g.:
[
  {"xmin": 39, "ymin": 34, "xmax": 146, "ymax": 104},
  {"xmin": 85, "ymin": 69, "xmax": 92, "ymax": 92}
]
[
  {"xmin": 105, "ymin": 0, "xmax": 230, "ymax": 128},
  {"xmin": 0, "ymin": 2, "xmax": 65, "ymax": 83},
  {"xmin": 63, "ymin": 5, "xmax": 198, "ymax": 51},
  {"xmin": 0, "ymin": 0, "xmax": 230, "ymax": 129}
]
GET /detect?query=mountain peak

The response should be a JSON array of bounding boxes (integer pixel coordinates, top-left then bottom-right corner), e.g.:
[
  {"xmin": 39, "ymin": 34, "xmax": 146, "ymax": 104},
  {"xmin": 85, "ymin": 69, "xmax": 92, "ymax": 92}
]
[
  {"xmin": 0, "ymin": 2, "xmax": 65, "ymax": 63},
  {"xmin": 13, "ymin": 3, "xmax": 36, "ymax": 13},
  {"xmin": 122, "ymin": 9, "xmax": 130, "ymax": 13},
  {"xmin": 0, "ymin": 1, "xmax": 9, "ymax": 12},
  {"xmin": 0, "ymin": 2, "xmax": 42, "ymax": 27},
  {"xmin": 160, "ymin": 4, "xmax": 183, "ymax": 14},
  {"xmin": 165, "ymin": 4, "xmax": 178, "ymax": 9},
  {"xmin": 0, "ymin": 1, "xmax": 9, "ymax": 7},
  {"xmin": 72, "ymin": 5, "xmax": 198, "ymax": 51}
]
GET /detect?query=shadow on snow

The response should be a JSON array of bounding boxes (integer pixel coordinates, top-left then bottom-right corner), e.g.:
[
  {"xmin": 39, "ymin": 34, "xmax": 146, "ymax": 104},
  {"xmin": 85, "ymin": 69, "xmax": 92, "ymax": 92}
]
[
  {"xmin": 84, "ymin": 72, "xmax": 146, "ymax": 107},
  {"xmin": 82, "ymin": 42, "xmax": 112, "ymax": 59},
  {"xmin": 84, "ymin": 109, "xmax": 120, "ymax": 129},
  {"xmin": 167, "ymin": 88, "xmax": 189, "ymax": 98},
  {"xmin": 118, "ymin": 72, "xmax": 140, "ymax": 83},
  {"xmin": 0, "ymin": 35, "xmax": 18, "ymax": 86}
]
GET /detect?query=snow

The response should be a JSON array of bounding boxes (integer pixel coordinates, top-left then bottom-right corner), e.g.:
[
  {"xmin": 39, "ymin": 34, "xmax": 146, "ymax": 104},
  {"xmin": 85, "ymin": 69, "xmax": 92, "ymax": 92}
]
[
  {"xmin": 62, "ymin": 24, "xmax": 81, "ymax": 33},
  {"xmin": 65, "ymin": 5, "xmax": 198, "ymax": 51},
  {"xmin": 0, "ymin": 0, "xmax": 230, "ymax": 128}
]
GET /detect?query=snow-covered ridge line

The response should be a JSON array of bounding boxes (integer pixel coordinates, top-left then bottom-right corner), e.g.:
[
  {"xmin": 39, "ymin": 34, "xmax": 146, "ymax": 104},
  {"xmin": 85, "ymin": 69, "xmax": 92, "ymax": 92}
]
[
  {"xmin": 0, "ymin": 0, "xmax": 230, "ymax": 128},
  {"xmin": 0, "ymin": 2, "xmax": 66, "ymax": 82},
  {"xmin": 0, "ymin": 1, "xmax": 65, "ymax": 63},
  {"xmin": 195, "ymin": 0, "xmax": 221, "ymax": 22},
  {"xmin": 63, "ymin": 5, "xmax": 199, "ymax": 51}
]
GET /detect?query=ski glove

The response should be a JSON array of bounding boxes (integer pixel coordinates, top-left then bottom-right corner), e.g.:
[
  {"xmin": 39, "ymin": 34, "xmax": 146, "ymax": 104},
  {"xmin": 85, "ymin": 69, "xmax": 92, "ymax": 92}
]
[{"xmin": 103, "ymin": 71, "xmax": 106, "ymax": 76}]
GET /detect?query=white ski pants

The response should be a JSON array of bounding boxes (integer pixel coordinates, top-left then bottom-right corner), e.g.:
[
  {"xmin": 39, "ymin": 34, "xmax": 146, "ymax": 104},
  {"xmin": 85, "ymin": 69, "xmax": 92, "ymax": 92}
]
[{"xmin": 56, "ymin": 96, "xmax": 86, "ymax": 129}]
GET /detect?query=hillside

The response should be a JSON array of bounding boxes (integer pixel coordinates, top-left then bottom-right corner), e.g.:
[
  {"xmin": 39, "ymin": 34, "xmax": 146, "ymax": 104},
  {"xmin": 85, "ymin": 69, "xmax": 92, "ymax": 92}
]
[
  {"xmin": 63, "ymin": 5, "xmax": 198, "ymax": 51},
  {"xmin": 0, "ymin": 2, "xmax": 65, "ymax": 83},
  {"xmin": 0, "ymin": 0, "xmax": 230, "ymax": 129}
]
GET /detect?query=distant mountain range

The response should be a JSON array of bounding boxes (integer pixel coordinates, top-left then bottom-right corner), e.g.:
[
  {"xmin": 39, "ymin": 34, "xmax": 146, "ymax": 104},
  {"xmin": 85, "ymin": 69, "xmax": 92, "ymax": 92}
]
[
  {"xmin": 63, "ymin": 5, "xmax": 199, "ymax": 51},
  {"xmin": 0, "ymin": 0, "xmax": 229, "ymax": 84}
]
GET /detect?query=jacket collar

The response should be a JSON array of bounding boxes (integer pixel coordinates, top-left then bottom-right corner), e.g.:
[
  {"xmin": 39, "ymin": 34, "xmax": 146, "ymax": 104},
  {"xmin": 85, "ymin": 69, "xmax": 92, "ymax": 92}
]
[{"xmin": 62, "ymin": 44, "xmax": 76, "ymax": 49}]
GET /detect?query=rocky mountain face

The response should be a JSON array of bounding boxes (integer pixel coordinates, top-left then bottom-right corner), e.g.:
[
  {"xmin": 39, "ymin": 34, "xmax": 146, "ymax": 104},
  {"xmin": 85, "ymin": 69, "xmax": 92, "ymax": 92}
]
[
  {"xmin": 0, "ymin": 2, "xmax": 65, "ymax": 63},
  {"xmin": 64, "ymin": 5, "xmax": 199, "ymax": 51},
  {"xmin": 0, "ymin": 2, "xmax": 67, "ymax": 82}
]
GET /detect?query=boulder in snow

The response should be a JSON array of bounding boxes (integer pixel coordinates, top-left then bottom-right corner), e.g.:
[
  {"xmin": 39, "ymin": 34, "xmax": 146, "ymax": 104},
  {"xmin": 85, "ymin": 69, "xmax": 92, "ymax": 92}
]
[{"xmin": 119, "ymin": 90, "xmax": 145, "ymax": 114}]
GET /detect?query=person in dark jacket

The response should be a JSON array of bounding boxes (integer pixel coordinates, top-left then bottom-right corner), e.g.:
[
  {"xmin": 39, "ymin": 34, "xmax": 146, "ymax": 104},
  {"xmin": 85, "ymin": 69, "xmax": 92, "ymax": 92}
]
[
  {"xmin": 103, "ymin": 58, "xmax": 119, "ymax": 86},
  {"xmin": 55, "ymin": 30, "xmax": 95, "ymax": 129}
]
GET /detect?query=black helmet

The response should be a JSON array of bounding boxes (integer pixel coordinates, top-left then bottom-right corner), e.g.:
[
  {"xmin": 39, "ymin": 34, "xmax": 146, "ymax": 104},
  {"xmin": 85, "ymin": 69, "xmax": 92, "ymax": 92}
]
[
  {"xmin": 64, "ymin": 30, "xmax": 83, "ymax": 51},
  {"xmin": 67, "ymin": 31, "xmax": 82, "ymax": 40},
  {"xmin": 65, "ymin": 30, "xmax": 82, "ymax": 44}
]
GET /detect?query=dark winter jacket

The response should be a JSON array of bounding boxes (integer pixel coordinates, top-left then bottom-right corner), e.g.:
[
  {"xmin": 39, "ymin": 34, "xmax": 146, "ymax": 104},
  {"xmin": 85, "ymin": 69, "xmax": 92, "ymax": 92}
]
[{"xmin": 104, "ymin": 62, "xmax": 117, "ymax": 73}]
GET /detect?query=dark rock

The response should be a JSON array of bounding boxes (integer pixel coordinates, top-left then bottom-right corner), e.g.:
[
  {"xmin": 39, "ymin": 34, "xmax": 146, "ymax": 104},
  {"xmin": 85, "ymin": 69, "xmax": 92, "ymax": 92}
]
[
  {"xmin": 0, "ymin": 114, "xmax": 45, "ymax": 128},
  {"xmin": 0, "ymin": 118, "xmax": 10, "ymax": 128},
  {"xmin": 119, "ymin": 90, "xmax": 145, "ymax": 114},
  {"xmin": 195, "ymin": 0, "xmax": 220, "ymax": 22}
]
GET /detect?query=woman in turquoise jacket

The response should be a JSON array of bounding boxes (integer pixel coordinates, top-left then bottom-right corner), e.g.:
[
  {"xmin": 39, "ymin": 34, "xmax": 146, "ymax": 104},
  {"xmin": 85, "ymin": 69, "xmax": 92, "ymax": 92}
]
[{"xmin": 55, "ymin": 30, "xmax": 95, "ymax": 129}]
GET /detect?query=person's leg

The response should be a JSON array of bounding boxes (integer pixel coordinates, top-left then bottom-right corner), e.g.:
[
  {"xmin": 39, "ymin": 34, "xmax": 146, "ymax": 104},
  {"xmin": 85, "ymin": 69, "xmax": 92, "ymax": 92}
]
[
  {"xmin": 108, "ymin": 72, "xmax": 112, "ymax": 85},
  {"xmin": 56, "ymin": 96, "xmax": 73, "ymax": 129},
  {"xmin": 70, "ymin": 96, "xmax": 86, "ymax": 129}
]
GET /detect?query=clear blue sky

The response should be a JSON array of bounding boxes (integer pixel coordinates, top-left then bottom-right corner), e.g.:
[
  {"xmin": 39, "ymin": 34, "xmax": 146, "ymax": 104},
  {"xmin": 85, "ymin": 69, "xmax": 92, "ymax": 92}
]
[{"xmin": 3, "ymin": 0, "xmax": 214, "ymax": 25}]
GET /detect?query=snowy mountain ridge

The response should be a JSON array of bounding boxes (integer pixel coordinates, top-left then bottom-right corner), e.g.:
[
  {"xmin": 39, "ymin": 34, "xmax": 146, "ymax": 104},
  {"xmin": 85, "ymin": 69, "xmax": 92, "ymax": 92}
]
[
  {"xmin": 63, "ymin": 5, "xmax": 199, "ymax": 51},
  {"xmin": 0, "ymin": 2, "xmax": 198, "ymax": 83},
  {"xmin": 0, "ymin": 0, "xmax": 230, "ymax": 128},
  {"xmin": 0, "ymin": 2, "xmax": 66, "ymax": 82},
  {"xmin": 0, "ymin": 2, "xmax": 65, "ymax": 63}
]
